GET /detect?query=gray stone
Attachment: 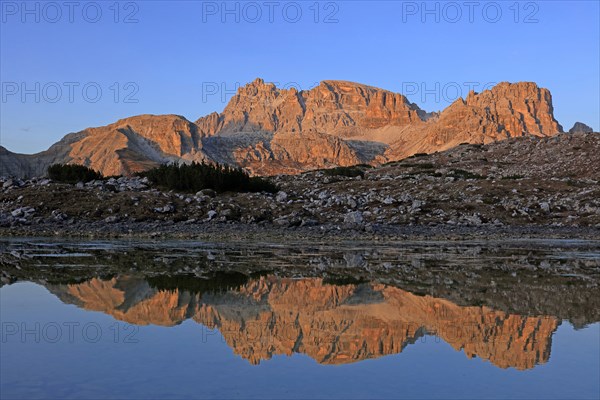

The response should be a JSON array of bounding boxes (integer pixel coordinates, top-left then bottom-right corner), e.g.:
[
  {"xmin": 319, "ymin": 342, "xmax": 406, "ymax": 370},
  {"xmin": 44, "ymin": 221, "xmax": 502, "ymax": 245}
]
[
  {"xmin": 273, "ymin": 216, "xmax": 290, "ymax": 226},
  {"xmin": 275, "ymin": 191, "xmax": 288, "ymax": 202},
  {"xmin": 410, "ymin": 200, "xmax": 425, "ymax": 212},
  {"xmin": 344, "ymin": 211, "xmax": 364, "ymax": 224},
  {"xmin": 154, "ymin": 204, "xmax": 175, "ymax": 213},
  {"xmin": 463, "ymin": 214, "xmax": 483, "ymax": 225},
  {"xmin": 300, "ymin": 218, "xmax": 318, "ymax": 227},
  {"xmin": 198, "ymin": 189, "xmax": 216, "ymax": 198},
  {"xmin": 104, "ymin": 215, "xmax": 120, "ymax": 223},
  {"xmin": 51, "ymin": 210, "xmax": 67, "ymax": 221},
  {"xmin": 196, "ymin": 195, "xmax": 211, "ymax": 203},
  {"xmin": 11, "ymin": 207, "xmax": 35, "ymax": 218}
]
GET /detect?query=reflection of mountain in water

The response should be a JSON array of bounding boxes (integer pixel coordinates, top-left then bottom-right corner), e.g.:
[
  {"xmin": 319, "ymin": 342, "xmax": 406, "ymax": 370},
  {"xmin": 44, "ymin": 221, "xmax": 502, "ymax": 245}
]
[{"xmin": 47, "ymin": 275, "xmax": 558, "ymax": 370}]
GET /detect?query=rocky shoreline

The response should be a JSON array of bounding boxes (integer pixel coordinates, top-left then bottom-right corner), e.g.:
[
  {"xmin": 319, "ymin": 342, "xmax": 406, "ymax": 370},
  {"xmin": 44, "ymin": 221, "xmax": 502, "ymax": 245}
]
[
  {"xmin": 1, "ymin": 133, "xmax": 599, "ymax": 241},
  {"xmin": 2, "ymin": 218, "xmax": 600, "ymax": 242}
]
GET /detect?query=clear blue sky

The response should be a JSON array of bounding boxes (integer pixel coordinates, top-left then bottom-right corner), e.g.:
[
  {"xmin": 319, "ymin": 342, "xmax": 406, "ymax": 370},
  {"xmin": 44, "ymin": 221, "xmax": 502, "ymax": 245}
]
[{"xmin": 1, "ymin": 0, "xmax": 599, "ymax": 154}]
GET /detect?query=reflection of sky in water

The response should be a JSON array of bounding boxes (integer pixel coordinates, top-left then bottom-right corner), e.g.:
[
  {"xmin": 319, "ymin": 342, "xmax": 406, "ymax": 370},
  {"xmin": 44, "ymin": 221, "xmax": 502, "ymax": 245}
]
[{"xmin": 2, "ymin": 282, "xmax": 598, "ymax": 399}]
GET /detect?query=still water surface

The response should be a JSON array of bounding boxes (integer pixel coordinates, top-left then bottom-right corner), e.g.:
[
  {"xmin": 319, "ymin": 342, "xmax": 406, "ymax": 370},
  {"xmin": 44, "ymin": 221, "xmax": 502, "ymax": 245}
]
[{"xmin": 1, "ymin": 239, "xmax": 599, "ymax": 399}]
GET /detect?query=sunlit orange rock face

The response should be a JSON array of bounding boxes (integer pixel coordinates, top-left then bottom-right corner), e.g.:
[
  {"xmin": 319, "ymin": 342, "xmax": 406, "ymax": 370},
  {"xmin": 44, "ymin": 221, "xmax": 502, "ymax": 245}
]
[
  {"xmin": 49, "ymin": 276, "xmax": 559, "ymax": 370},
  {"xmin": 66, "ymin": 114, "xmax": 206, "ymax": 177},
  {"xmin": 1, "ymin": 79, "xmax": 563, "ymax": 178},
  {"xmin": 385, "ymin": 82, "xmax": 563, "ymax": 160},
  {"xmin": 196, "ymin": 79, "xmax": 425, "ymax": 135}
]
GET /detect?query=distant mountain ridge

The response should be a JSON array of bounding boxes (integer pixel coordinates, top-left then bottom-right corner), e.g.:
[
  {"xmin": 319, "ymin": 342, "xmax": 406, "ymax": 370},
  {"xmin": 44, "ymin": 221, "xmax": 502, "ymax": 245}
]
[{"xmin": 1, "ymin": 79, "xmax": 565, "ymax": 177}]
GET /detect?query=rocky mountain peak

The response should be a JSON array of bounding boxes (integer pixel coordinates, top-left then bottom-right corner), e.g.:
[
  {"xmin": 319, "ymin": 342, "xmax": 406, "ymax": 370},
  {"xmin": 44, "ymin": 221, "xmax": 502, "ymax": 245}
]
[
  {"xmin": 569, "ymin": 122, "xmax": 594, "ymax": 134},
  {"xmin": 453, "ymin": 81, "xmax": 561, "ymax": 134}
]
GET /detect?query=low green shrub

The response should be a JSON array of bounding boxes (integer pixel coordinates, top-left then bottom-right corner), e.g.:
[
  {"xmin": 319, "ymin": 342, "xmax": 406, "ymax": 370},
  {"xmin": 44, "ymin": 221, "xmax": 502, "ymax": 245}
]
[
  {"xmin": 450, "ymin": 169, "xmax": 484, "ymax": 179},
  {"xmin": 139, "ymin": 162, "xmax": 278, "ymax": 194},
  {"xmin": 402, "ymin": 162, "xmax": 436, "ymax": 169},
  {"xmin": 322, "ymin": 165, "xmax": 366, "ymax": 178},
  {"xmin": 47, "ymin": 164, "xmax": 102, "ymax": 183}
]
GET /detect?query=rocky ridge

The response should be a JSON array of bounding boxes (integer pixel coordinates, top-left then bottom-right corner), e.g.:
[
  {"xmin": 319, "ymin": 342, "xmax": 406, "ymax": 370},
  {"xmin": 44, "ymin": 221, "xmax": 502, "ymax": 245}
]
[{"xmin": 1, "ymin": 79, "xmax": 567, "ymax": 177}]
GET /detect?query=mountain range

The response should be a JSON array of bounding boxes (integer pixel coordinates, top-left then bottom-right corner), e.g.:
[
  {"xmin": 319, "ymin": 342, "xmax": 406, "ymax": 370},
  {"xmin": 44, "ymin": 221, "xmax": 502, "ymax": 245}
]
[{"xmin": 1, "ymin": 79, "xmax": 565, "ymax": 177}]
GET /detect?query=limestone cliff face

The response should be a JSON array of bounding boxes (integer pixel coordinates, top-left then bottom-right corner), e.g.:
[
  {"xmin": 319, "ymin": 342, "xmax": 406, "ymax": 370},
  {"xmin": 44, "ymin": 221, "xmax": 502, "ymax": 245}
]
[
  {"xmin": 463, "ymin": 82, "xmax": 562, "ymax": 136},
  {"xmin": 1, "ymin": 79, "xmax": 564, "ymax": 178},
  {"xmin": 196, "ymin": 79, "xmax": 425, "ymax": 174},
  {"xmin": 196, "ymin": 79, "xmax": 424, "ymax": 136},
  {"xmin": 64, "ymin": 114, "xmax": 209, "ymax": 176},
  {"xmin": 229, "ymin": 131, "xmax": 364, "ymax": 176},
  {"xmin": 48, "ymin": 276, "xmax": 559, "ymax": 370},
  {"xmin": 386, "ymin": 82, "xmax": 563, "ymax": 159}
]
